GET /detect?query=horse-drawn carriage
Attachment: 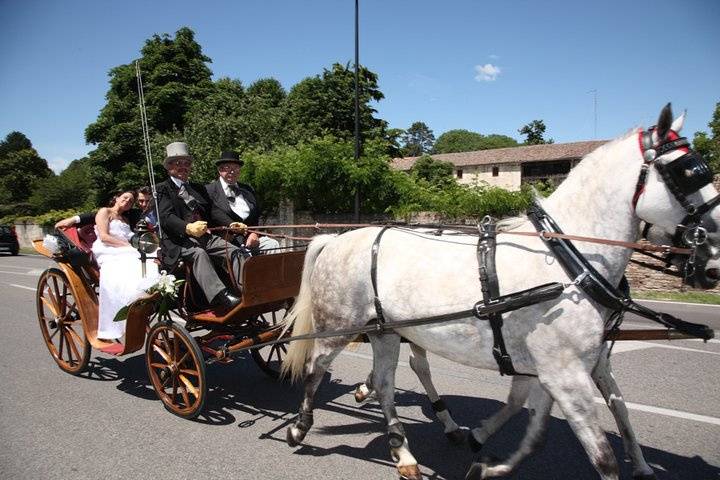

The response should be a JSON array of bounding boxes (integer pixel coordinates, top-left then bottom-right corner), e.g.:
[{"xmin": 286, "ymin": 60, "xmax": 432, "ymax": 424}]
[{"xmin": 33, "ymin": 224, "xmax": 304, "ymax": 419}]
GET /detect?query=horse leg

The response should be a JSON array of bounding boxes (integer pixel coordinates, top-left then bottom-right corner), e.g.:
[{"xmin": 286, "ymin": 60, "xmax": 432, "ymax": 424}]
[
  {"xmin": 467, "ymin": 376, "xmax": 533, "ymax": 452},
  {"xmin": 466, "ymin": 382, "xmax": 554, "ymax": 479},
  {"xmin": 407, "ymin": 343, "xmax": 464, "ymax": 444},
  {"xmin": 286, "ymin": 339, "xmax": 345, "ymax": 447},
  {"xmin": 369, "ymin": 333, "xmax": 422, "ymax": 480},
  {"xmin": 531, "ymin": 346, "xmax": 619, "ymax": 480},
  {"xmin": 593, "ymin": 351, "xmax": 656, "ymax": 480}
]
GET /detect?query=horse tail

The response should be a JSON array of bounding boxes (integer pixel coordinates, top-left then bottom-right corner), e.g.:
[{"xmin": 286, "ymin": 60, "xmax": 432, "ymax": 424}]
[{"xmin": 281, "ymin": 234, "xmax": 336, "ymax": 382}]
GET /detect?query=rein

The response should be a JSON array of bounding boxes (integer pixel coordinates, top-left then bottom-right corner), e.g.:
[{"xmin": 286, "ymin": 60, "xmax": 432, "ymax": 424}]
[{"xmin": 232, "ymin": 222, "xmax": 693, "ymax": 256}]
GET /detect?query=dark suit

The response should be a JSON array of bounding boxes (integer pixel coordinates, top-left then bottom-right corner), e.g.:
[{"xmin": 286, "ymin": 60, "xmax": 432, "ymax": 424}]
[
  {"xmin": 206, "ymin": 179, "xmax": 260, "ymax": 228},
  {"xmin": 156, "ymin": 178, "xmax": 245, "ymax": 303}
]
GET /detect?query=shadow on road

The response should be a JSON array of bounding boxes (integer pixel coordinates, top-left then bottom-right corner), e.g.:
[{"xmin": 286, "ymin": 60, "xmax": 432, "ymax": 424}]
[{"xmin": 83, "ymin": 351, "xmax": 719, "ymax": 479}]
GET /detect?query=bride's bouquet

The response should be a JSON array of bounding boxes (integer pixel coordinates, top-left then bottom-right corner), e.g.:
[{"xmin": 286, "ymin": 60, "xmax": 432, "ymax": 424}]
[{"xmin": 113, "ymin": 271, "xmax": 184, "ymax": 322}]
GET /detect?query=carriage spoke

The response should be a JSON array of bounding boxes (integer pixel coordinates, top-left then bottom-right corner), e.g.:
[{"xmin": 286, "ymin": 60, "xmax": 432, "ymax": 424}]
[
  {"xmin": 41, "ymin": 296, "xmax": 59, "ymax": 317},
  {"xmin": 178, "ymin": 383, "xmax": 191, "ymax": 407},
  {"xmin": 152, "ymin": 343, "xmax": 172, "ymax": 364},
  {"xmin": 47, "ymin": 323, "xmax": 60, "ymax": 341},
  {"xmin": 179, "ymin": 368, "xmax": 198, "ymax": 377},
  {"xmin": 65, "ymin": 328, "xmax": 81, "ymax": 364},
  {"xmin": 176, "ymin": 351, "xmax": 189, "ymax": 366},
  {"xmin": 179, "ymin": 375, "xmax": 199, "ymax": 398},
  {"xmin": 171, "ymin": 376, "xmax": 178, "ymax": 403},
  {"xmin": 65, "ymin": 324, "xmax": 83, "ymax": 345}
]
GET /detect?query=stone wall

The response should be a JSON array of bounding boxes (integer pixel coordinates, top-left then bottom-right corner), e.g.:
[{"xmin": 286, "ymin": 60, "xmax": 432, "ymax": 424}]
[{"xmin": 14, "ymin": 221, "xmax": 52, "ymax": 249}]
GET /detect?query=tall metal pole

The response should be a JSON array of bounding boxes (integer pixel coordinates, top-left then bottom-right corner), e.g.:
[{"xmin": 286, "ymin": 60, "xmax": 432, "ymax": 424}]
[
  {"xmin": 353, "ymin": 0, "xmax": 361, "ymax": 221},
  {"xmin": 588, "ymin": 89, "xmax": 598, "ymax": 139}
]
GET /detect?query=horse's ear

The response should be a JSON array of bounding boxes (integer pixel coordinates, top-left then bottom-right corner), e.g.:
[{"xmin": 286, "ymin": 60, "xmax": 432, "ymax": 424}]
[
  {"xmin": 670, "ymin": 109, "xmax": 686, "ymax": 133},
  {"xmin": 656, "ymin": 103, "xmax": 673, "ymax": 139}
]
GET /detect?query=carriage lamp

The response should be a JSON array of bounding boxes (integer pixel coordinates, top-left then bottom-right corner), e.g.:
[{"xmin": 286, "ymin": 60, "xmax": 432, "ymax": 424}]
[{"xmin": 130, "ymin": 220, "xmax": 160, "ymax": 277}]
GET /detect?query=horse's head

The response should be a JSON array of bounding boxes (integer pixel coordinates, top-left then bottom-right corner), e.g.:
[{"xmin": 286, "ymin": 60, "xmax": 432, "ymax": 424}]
[{"xmin": 633, "ymin": 104, "xmax": 720, "ymax": 289}]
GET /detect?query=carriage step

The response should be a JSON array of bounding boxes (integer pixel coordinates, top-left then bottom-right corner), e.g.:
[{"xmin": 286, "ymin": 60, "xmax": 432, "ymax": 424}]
[{"xmin": 98, "ymin": 343, "xmax": 125, "ymax": 355}]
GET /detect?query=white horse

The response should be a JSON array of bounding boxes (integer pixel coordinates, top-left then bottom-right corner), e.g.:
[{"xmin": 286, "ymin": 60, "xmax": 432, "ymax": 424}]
[
  {"xmin": 351, "ymin": 223, "xmax": 719, "ymax": 479},
  {"xmin": 281, "ymin": 105, "xmax": 720, "ymax": 480}
]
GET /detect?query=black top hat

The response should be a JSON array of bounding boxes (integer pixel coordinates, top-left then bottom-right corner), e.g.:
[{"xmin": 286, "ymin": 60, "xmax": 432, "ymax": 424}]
[{"xmin": 215, "ymin": 151, "xmax": 243, "ymax": 166}]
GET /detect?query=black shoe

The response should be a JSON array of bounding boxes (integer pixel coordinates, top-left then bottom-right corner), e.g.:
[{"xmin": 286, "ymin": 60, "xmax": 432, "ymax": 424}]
[{"xmin": 213, "ymin": 290, "xmax": 241, "ymax": 310}]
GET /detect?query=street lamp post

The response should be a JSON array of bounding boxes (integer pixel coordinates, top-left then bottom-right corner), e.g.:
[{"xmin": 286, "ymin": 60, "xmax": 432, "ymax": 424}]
[{"xmin": 354, "ymin": 0, "xmax": 361, "ymax": 222}]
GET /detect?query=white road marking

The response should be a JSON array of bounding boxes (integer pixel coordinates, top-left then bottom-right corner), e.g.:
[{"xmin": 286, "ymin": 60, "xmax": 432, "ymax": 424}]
[
  {"xmin": 610, "ymin": 340, "xmax": 720, "ymax": 355},
  {"xmin": 0, "ymin": 270, "xmax": 34, "ymax": 275},
  {"xmin": 341, "ymin": 350, "xmax": 720, "ymax": 426},
  {"xmin": 9, "ymin": 284, "xmax": 36, "ymax": 291},
  {"xmin": 593, "ymin": 397, "xmax": 720, "ymax": 427}
]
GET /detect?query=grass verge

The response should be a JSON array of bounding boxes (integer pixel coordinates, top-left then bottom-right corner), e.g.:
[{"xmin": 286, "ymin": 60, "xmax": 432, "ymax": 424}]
[{"xmin": 632, "ymin": 290, "xmax": 720, "ymax": 305}]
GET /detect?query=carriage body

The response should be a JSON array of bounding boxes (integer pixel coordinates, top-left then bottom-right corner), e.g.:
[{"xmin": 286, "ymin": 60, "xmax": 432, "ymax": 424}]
[{"xmin": 33, "ymin": 226, "xmax": 305, "ymax": 418}]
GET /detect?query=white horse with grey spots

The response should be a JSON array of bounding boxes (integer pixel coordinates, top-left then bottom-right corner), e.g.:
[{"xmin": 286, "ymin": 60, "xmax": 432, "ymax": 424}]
[{"xmin": 281, "ymin": 105, "xmax": 720, "ymax": 480}]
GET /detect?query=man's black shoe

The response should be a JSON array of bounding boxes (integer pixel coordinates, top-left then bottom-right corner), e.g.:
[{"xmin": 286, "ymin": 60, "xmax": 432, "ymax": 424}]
[{"xmin": 213, "ymin": 290, "xmax": 241, "ymax": 310}]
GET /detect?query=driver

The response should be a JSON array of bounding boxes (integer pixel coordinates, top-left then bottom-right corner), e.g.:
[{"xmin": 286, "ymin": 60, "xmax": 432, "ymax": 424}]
[{"xmin": 155, "ymin": 142, "xmax": 245, "ymax": 310}]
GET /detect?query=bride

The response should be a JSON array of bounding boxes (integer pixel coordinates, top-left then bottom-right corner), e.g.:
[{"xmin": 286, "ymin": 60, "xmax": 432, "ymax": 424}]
[{"xmin": 92, "ymin": 190, "xmax": 159, "ymax": 340}]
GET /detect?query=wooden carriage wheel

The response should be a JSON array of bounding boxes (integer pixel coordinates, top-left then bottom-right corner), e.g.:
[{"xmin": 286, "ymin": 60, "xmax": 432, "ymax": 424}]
[
  {"xmin": 145, "ymin": 321, "xmax": 206, "ymax": 419},
  {"xmin": 36, "ymin": 268, "xmax": 91, "ymax": 375},
  {"xmin": 250, "ymin": 308, "xmax": 290, "ymax": 379}
]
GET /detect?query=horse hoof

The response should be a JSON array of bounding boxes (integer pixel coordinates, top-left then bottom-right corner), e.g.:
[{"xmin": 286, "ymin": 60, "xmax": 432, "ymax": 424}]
[
  {"xmin": 467, "ymin": 432, "xmax": 484, "ymax": 453},
  {"xmin": 286, "ymin": 425, "xmax": 305, "ymax": 447},
  {"xmin": 445, "ymin": 429, "xmax": 466, "ymax": 445},
  {"xmin": 633, "ymin": 473, "xmax": 657, "ymax": 480},
  {"xmin": 464, "ymin": 462, "xmax": 484, "ymax": 480},
  {"xmin": 397, "ymin": 464, "xmax": 422, "ymax": 480},
  {"xmin": 354, "ymin": 384, "xmax": 369, "ymax": 403}
]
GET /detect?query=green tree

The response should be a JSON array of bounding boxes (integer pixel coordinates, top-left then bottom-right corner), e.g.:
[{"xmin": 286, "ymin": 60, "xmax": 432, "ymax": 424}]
[
  {"xmin": 285, "ymin": 63, "xmax": 387, "ymax": 144},
  {"xmin": 692, "ymin": 101, "xmax": 720, "ymax": 173},
  {"xmin": 29, "ymin": 159, "xmax": 93, "ymax": 212},
  {"xmin": 85, "ymin": 27, "xmax": 214, "ymax": 203},
  {"xmin": 433, "ymin": 129, "xmax": 517, "ymax": 154},
  {"xmin": 0, "ymin": 132, "xmax": 53, "ymax": 205},
  {"xmin": 409, "ymin": 155, "xmax": 454, "ymax": 187},
  {"xmin": 401, "ymin": 122, "xmax": 435, "ymax": 157},
  {"xmin": 519, "ymin": 120, "xmax": 553, "ymax": 145}
]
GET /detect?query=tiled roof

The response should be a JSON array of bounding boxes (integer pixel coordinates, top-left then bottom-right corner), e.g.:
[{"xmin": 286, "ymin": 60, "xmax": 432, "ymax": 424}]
[{"xmin": 392, "ymin": 140, "xmax": 609, "ymax": 171}]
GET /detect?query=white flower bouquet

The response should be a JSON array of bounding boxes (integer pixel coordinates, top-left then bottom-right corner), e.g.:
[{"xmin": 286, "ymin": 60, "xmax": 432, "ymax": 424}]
[{"xmin": 113, "ymin": 271, "xmax": 185, "ymax": 322}]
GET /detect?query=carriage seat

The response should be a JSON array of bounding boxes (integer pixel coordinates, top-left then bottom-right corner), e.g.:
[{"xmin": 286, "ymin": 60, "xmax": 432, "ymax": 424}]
[{"xmin": 60, "ymin": 225, "xmax": 100, "ymax": 284}]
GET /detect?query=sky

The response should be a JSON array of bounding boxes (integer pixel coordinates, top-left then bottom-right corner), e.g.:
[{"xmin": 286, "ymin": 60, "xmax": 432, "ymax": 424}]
[{"xmin": 1, "ymin": 0, "xmax": 719, "ymax": 173}]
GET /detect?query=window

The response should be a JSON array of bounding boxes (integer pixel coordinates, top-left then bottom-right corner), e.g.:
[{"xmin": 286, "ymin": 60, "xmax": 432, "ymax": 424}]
[
  {"xmin": 456, "ymin": 169, "xmax": 463, "ymax": 179},
  {"xmin": 492, "ymin": 166, "xmax": 499, "ymax": 177}
]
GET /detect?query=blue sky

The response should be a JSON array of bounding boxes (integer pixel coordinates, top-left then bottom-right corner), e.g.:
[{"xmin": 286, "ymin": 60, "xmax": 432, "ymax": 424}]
[{"xmin": 1, "ymin": 0, "xmax": 718, "ymax": 173}]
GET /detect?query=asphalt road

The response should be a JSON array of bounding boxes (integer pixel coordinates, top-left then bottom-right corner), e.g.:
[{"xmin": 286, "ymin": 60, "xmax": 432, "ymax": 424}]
[{"xmin": 1, "ymin": 253, "xmax": 718, "ymax": 480}]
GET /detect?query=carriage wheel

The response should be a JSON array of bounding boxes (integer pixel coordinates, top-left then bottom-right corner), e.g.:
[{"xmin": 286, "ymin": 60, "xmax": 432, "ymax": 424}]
[
  {"xmin": 250, "ymin": 308, "xmax": 289, "ymax": 379},
  {"xmin": 145, "ymin": 321, "xmax": 206, "ymax": 419},
  {"xmin": 36, "ymin": 268, "xmax": 91, "ymax": 375}
]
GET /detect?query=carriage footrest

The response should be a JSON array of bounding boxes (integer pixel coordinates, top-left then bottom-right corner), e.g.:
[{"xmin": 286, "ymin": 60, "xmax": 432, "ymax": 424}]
[
  {"xmin": 474, "ymin": 282, "xmax": 566, "ymax": 319},
  {"xmin": 98, "ymin": 343, "xmax": 125, "ymax": 355}
]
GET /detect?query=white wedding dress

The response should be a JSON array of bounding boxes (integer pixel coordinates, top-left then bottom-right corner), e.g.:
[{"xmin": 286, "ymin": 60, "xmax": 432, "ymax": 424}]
[{"xmin": 92, "ymin": 220, "xmax": 159, "ymax": 339}]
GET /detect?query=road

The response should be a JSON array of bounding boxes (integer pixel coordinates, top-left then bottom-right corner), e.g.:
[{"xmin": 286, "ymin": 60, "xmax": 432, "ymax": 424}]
[{"xmin": 1, "ymin": 253, "xmax": 719, "ymax": 480}]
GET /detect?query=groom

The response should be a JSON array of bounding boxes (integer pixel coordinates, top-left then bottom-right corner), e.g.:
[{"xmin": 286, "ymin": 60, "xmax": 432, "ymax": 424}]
[{"xmin": 155, "ymin": 142, "xmax": 244, "ymax": 310}]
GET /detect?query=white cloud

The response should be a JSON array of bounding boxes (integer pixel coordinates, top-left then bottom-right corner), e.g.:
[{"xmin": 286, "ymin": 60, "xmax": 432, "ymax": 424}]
[
  {"xmin": 48, "ymin": 156, "xmax": 70, "ymax": 174},
  {"xmin": 474, "ymin": 64, "xmax": 501, "ymax": 82}
]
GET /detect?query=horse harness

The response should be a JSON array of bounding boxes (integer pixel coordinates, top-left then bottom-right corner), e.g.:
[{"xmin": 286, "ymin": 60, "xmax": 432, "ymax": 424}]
[{"xmin": 366, "ymin": 128, "xmax": 717, "ymax": 376}]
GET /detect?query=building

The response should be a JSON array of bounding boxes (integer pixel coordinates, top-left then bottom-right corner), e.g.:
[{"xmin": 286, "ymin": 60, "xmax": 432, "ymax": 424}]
[{"xmin": 392, "ymin": 140, "xmax": 608, "ymax": 191}]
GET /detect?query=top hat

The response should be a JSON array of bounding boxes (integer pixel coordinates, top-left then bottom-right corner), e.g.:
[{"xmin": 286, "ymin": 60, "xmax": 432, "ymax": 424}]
[
  {"xmin": 215, "ymin": 151, "xmax": 243, "ymax": 167},
  {"xmin": 164, "ymin": 142, "xmax": 193, "ymax": 167}
]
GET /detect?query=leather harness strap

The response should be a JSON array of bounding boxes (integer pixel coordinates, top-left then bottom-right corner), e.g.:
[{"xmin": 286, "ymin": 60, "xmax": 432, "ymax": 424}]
[{"xmin": 476, "ymin": 219, "xmax": 525, "ymax": 376}]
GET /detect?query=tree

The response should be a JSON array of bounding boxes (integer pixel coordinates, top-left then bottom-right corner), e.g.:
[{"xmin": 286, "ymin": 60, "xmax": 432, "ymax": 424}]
[
  {"xmin": 409, "ymin": 155, "xmax": 454, "ymax": 187},
  {"xmin": 692, "ymin": 101, "xmax": 720, "ymax": 173},
  {"xmin": 433, "ymin": 129, "xmax": 518, "ymax": 154},
  {"xmin": 84, "ymin": 27, "xmax": 214, "ymax": 203},
  {"xmin": 519, "ymin": 120, "xmax": 553, "ymax": 145},
  {"xmin": 29, "ymin": 159, "xmax": 93, "ymax": 212},
  {"xmin": 401, "ymin": 122, "xmax": 435, "ymax": 157},
  {"xmin": 285, "ymin": 63, "xmax": 388, "ymax": 144},
  {"xmin": 0, "ymin": 132, "xmax": 53, "ymax": 205}
]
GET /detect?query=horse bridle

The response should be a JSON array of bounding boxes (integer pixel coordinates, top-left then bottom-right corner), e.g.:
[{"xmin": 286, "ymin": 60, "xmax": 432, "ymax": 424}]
[{"xmin": 634, "ymin": 127, "xmax": 720, "ymax": 276}]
